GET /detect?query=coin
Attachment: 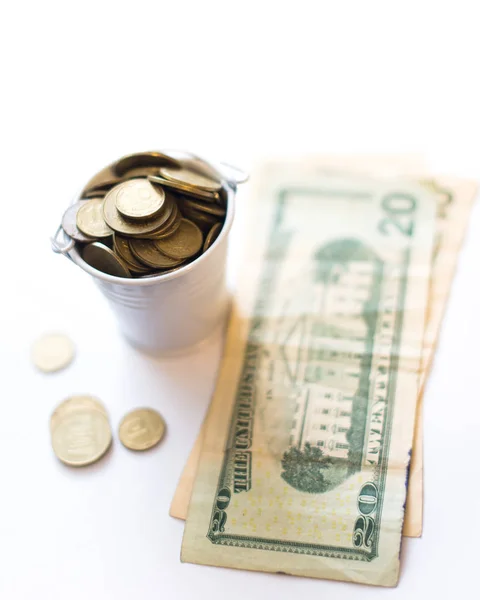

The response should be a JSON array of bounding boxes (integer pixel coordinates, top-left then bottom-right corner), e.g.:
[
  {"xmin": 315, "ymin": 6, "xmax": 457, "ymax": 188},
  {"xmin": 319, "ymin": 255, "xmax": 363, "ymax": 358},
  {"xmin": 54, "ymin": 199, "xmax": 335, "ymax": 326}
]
[
  {"xmin": 175, "ymin": 196, "xmax": 221, "ymax": 231},
  {"xmin": 50, "ymin": 403, "xmax": 112, "ymax": 467},
  {"xmin": 159, "ymin": 166, "xmax": 221, "ymax": 192},
  {"xmin": 188, "ymin": 212, "xmax": 219, "ymax": 232},
  {"xmin": 148, "ymin": 174, "xmax": 219, "ymax": 202},
  {"xmin": 160, "ymin": 153, "xmax": 226, "ymax": 184},
  {"xmin": 81, "ymin": 165, "xmax": 120, "ymax": 196},
  {"xmin": 50, "ymin": 395, "xmax": 108, "ymax": 426},
  {"xmin": 142, "ymin": 199, "xmax": 181, "ymax": 240},
  {"xmin": 60, "ymin": 152, "xmax": 231, "ymax": 279},
  {"xmin": 114, "ymin": 178, "xmax": 165, "ymax": 220},
  {"xmin": 76, "ymin": 198, "xmax": 113, "ymax": 238},
  {"xmin": 31, "ymin": 333, "xmax": 75, "ymax": 373},
  {"xmin": 154, "ymin": 219, "xmax": 203, "ymax": 260},
  {"xmin": 118, "ymin": 408, "xmax": 166, "ymax": 451},
  {"xmin": 83, "ymin": 188, "xmax": 108, "ymax": 199},
  {"xmin": 203, "ymin": 221, "xmax": 223, "ymax": 252},
  {"xmin": 103, "ymin": 182, "xmax": 174, "ymax": 236},
  {"xmin": 113, "ymin": 235, "xmax": 151, "ymax": 273},
  {"xmin": 180, "ymin": 197, "xmax": 226, "ymax": 218},
  {"xmin": 61, "ymin": 202, "xmax": 95, "ymax": 242},
  {"xmin": 113, "ymin": 151, "xmax": 182, "ymax": 177},
  {"xmin": 121, "ymin": 166, "xmax": 167, "ymax": 180},
  {"xmin": 83, "ymin": 242, "xmax": 132, "ymax": 277},
  {"xmin": 129, "ymin": 239, "xmax": 183, "ymax": 269}
]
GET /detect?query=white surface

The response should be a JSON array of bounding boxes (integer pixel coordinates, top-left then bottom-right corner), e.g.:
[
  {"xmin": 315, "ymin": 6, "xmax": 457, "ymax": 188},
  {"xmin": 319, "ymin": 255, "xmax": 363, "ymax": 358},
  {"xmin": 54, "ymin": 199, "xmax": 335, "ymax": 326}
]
[{"xmin": 1, "ymin": 1, "xmax": 480, "ymax": 598}]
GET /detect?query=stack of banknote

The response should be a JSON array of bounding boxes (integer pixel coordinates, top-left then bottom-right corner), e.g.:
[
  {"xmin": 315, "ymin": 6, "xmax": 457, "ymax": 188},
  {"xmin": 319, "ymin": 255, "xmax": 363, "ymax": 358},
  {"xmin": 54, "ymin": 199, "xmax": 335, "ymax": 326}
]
[{"xmin": 169, "ymin": 156, "xmax": 477, "ymax": 587}]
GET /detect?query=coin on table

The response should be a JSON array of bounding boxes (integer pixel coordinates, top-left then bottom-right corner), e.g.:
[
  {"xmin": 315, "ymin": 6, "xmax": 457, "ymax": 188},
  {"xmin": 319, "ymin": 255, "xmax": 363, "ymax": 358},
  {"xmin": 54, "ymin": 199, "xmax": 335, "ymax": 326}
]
[
  {"xmin": 83, "ymin": 242, "xmax": 132, "ymax": 277},
  {"xmin": 203, "ymin": 221, "xmax": 223, "ymax": 252},
  {"xmin": 114, "ymin": 178, "xmax": 165, "ymax": 220},
  {"xmin": 62, "ymin": 201, "xmax": 96, "ymax": 242},
  {"xmin": 50, "ymin": 402, "xmax": 112, "ymax": 467},
  {"xmin": 159, "ymin": 166, "xmax": 221, "ymax": 192},
  {"xmin": 119, "ymin": 408, "xmax": 166, "ymax": 451},
  {"xmin": 76, "ymin": 198, "xmax": 113, "ymax": 238},
  {"xmin": 50, "ymin": 395, "xmax": 108, "ymax": 427},
  {"xmin": 154, "ymin": 218, "xmax": 203, "ymax": 260},
  {"xmin": 31, "ymin": 333, "xmax": 75, "ymax": 373},
  {"xmin": 103, "ymin": 181, "xmax": 173, "ymax": 236},
  {"xmin": 129, "ymin": 238, "xmax": 183, "ymax": 269}
]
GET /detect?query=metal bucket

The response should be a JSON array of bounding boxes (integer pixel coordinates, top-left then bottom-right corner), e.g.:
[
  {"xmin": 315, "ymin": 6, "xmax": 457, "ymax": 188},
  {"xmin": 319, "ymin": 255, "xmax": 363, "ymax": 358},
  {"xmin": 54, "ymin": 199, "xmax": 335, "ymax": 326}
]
[{"xmin": 52, "ymin": 154, "xmax": 241, "ymax": 354}]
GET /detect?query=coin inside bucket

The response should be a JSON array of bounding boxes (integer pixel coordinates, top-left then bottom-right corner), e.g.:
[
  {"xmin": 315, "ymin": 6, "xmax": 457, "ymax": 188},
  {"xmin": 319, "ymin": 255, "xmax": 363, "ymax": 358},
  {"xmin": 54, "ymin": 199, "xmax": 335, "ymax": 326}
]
[
  {"xmin": 83, "ymin": 242, "xmax": 132, "ymax": 277},
  {"xmin": 114, "ymin": 178, "xmax": 165, "ymax": 220},
  {"xmin": 58, "ymin": 151, "xmax": 236, "ymax": 281}
]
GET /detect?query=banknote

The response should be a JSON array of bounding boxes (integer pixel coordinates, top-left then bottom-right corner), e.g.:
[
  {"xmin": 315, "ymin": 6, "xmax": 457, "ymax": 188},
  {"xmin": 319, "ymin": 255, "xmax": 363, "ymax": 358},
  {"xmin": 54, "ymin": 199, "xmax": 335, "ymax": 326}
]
[
  {"xmin": 170, "ymin": 164, "xmax": 477, "ymax": 539},
  {"xmin": 170, "ymin": 155, "xmax": 428, "ymax": 524},
  {"xmin": 181, "ymin": 167, "xmax": 435, "ymax": 586}
]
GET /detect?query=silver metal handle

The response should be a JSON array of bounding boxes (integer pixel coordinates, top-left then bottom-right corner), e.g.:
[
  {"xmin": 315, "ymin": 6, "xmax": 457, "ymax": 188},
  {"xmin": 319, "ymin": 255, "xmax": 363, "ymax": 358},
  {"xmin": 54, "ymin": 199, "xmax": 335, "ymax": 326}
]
[
  {"xmin": 50, "ymin": 225, "xmax": 75, "ymax": 257},
  {"xmin": 161, "ymin": 149, "xmax": 249, "ymax": 187}
]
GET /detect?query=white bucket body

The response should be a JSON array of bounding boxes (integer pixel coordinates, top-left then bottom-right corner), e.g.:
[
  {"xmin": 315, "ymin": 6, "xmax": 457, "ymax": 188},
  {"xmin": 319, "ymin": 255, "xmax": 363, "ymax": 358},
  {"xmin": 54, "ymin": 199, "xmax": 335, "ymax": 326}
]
[{"xmin": 67, "ymin": 183, "xmax": 235, "ymax": 354}]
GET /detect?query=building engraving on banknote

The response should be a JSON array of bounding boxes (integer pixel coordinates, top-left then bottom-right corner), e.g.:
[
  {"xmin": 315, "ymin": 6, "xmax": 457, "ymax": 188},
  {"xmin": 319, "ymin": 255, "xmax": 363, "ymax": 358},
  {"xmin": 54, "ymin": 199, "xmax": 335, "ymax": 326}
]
[{"xmin": 206, "ymin": 187, "xmax": 412, "ymax": 561}]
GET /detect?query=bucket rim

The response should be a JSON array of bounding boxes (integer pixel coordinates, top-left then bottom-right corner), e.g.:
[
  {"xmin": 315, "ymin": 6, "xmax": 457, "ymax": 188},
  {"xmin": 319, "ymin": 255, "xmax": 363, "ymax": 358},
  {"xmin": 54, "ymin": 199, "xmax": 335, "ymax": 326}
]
[{"xmin": 67, "ymin": 182, "xmax": 236, "ymax": 287}]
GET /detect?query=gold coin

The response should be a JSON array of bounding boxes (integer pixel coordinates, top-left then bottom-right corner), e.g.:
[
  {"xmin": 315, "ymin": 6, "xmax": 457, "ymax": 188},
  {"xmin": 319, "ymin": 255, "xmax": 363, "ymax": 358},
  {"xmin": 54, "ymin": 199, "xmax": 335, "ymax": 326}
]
[
  {"xmin": 113, "ymin": 235, "xmax": 151, "ymax": 273},
  {"xmin": 103, "ymin": 182, "xmax": 173, "ymax": 236},
  {"xmin": 141, "ymin": 199, "xmax": 181, "ymax": 240},
  {"xmin": 114, "ymin": 178, "xmax": 165, "ymax": 220},
  {"xmin": 51, "ymin": 405, "xmax": 112, "ymax": 467},
  {"xmin": 82, "ymin": 188, "xmax": 108, "ymax": 199},
  {"xmin": 83, "ymin": 242, "xmax": 132, "ymax": 278},
  {"xmin": 62, "ymin": 201, "xmax": 96, "ymax": 242},
  {"xmin": 119, "ymin": 408, "xmax": 166, "ymax": 451},
  {"xmin": 81, "ymin": 165, "xmax": 120, "ymax": 196},
  {"xmin": 121, "ymin": 166, "xmax": 167, "ymax": 180},
  {"xmin": 112, "ymin": 151, "xmax": 182, "ymax": 177},
  {"xmin": 203, "ymin": 222, "xmax": 223, "ymax": 252},
  {"xmin": 175, "ymin": 197, "xmax": 221, "ymax": 231},
  {"xmin": 215, "ymin": 192, "xmax": 227, "ymax": 208},
  {"xmin": 51, "ymin": 395, "xmax": 108, "ymax": 427},
  {"xmin": 31, "ymin": 333, "xmax": 75, "ymax": 373},
  {"xmin": 159, "ymin": 166, "xmax": 221, "ymax": 192},
  {"xmin": 76, "ymin": 199, "xmax": 113, "ymax": 238},
  {"xmin": 180, "ymin": 197, "xmax": 226, "ymax": 218},
  {"xmin": 148, "ymin": 174, "xmax": 219, "ymax": 202},
  {"xmin": 154, "ymin": 218, "xmax": 203, "ymax": 260},
  {"xmin": 129, "ymin": 239, "xmax": 183, "ymax": 269}
]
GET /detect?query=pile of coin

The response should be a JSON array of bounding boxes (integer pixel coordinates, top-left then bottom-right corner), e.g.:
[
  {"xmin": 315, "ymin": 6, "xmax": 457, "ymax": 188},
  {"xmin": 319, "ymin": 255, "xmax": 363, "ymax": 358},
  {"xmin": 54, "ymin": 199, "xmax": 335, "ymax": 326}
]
[
  {"xmin": 50, "ymin": 396, "xmax": 166, "ymax": 466},
  {"xmin": 60, "ymin": 152, "xmax": 227, "ymax": 278},
  {"xmin": 50, "ymin": 396, "xmax": 112, "ymax": 467}
]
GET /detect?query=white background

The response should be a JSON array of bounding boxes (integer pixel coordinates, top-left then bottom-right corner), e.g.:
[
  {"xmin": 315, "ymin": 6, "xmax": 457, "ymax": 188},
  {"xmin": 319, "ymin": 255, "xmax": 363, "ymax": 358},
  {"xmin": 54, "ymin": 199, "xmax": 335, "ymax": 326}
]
[{"xmin": 1, "ymin": 1, "xmax": 480, "ymax": 598}]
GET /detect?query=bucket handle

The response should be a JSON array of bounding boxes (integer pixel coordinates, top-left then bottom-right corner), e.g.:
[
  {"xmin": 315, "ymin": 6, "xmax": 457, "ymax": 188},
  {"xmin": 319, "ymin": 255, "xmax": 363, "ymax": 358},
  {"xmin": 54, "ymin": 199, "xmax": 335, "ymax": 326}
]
[
  {"xmin": 50, "ymin": 225, "xmax": 75, "ymax": 258},
  {"xmin": 216, "ymin": 161, "xmax": 249, "ymax": 185}
]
